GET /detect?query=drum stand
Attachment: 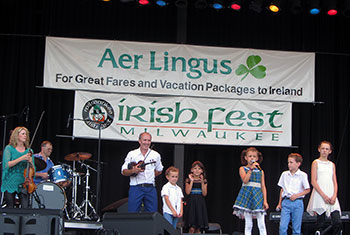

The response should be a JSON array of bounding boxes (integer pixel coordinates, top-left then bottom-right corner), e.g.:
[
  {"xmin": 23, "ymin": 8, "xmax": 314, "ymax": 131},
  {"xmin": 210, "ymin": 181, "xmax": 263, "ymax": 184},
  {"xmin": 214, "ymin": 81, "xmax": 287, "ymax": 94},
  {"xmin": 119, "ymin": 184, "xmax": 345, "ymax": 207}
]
[
  {"xmin": 64, "ymin": 206, "xmax": 71, "ymax": 220},
  {"xmin": 70, "ymin": 161, "xmax": 84, "ymax": 220},
  {"xmin": 32, "ymin": 190, "xmax": 45, "ymax": 209},
  {"xmin": 32, "ymin": 189, "xmax": 69, "ymax": 219},
  {"xmin": 78, "ymin": 162, "xmax": 99, "ymax": 221}
]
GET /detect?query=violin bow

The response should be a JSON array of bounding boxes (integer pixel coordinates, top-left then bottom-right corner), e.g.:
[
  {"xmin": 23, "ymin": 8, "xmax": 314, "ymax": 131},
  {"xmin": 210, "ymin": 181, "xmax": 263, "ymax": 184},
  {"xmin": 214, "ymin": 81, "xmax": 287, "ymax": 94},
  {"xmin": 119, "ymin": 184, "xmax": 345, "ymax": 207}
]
[
  {"xmin": 23, "ymin": 111, "xmax": 45, "ymax": 194},
  {"xmin": 29, "ymin": 111, "xmax": 45, "ymax": 149}
]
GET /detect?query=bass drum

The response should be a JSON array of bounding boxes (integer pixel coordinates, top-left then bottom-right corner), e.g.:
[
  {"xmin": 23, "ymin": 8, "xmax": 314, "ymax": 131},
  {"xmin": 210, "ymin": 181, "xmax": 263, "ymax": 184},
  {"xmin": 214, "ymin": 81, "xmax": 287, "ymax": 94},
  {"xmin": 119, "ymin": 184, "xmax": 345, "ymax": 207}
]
[{"xmin": 32, "ymin": 181, "xmax": 67, "ymax": 210}]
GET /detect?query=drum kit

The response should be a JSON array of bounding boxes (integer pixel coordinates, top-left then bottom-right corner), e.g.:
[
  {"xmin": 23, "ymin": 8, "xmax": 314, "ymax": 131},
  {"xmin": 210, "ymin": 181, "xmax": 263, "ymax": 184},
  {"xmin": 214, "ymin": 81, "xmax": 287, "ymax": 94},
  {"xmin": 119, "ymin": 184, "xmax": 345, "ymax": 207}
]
[{"xmin": 31, "ymin": 152, "xmax": 100, "ymax": 221}]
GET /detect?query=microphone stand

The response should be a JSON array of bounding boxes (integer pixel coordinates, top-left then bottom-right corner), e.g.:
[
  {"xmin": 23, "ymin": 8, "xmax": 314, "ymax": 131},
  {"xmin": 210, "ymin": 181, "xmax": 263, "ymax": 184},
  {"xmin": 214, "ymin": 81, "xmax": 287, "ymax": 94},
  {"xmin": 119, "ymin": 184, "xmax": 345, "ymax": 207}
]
[
  {"xmin": 1, "ymin": 107, "xmax": 28, "ymax": 150},
  {"xmin": 1, "ymin": 113, "xmax": 18, "ymax": 151},
  {"xmin": 66, "ymin": 116, "xmax": 103, "ymax": 221},
  {"xmin": 97, "ymin": 122, "xmax": 101, "ymax": 217},
  {"xmin": 78, "ymin": 160, "xmax": 98, "ymax": 220}
]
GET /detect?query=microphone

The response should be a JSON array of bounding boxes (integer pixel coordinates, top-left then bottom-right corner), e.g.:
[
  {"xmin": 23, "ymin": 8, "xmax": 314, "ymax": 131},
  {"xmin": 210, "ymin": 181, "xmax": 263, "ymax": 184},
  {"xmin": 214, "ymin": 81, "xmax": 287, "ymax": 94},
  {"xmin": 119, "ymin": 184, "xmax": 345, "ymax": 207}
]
[
  {"xmin": 250, "ymin": 159, "xmax": 262, "ymax": 171},
  {"xmin": 25, "ymin": 107, "xmax": 29, "ymax": 122},
  {"xmin": 66, "ymin": 113, "xmax": 71, "ymax": 128}
]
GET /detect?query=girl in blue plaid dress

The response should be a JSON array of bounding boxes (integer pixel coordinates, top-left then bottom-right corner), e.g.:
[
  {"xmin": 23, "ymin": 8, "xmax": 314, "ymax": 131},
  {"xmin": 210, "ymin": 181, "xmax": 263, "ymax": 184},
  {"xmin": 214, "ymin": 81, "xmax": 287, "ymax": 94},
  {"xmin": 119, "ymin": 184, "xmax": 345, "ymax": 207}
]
[{"xmin": 233, "ymin": 147, "xmax": 269, "ymax": 235}]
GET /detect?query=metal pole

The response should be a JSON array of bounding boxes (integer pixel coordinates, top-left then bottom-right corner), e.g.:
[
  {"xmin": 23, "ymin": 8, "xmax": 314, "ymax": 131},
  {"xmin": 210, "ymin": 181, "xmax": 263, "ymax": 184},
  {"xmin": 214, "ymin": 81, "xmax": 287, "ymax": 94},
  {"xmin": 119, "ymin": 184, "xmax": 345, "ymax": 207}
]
[
  {"xmin": 84, "ymin": 166, "xmax": 90, "ymax": 219},
  {"xmin": 96, "ymin": 124, "xmax": 101, "ymax": 215},
  {"xmin": 0, "ymin": 119, "xmax": 5, "ymax": 205}
]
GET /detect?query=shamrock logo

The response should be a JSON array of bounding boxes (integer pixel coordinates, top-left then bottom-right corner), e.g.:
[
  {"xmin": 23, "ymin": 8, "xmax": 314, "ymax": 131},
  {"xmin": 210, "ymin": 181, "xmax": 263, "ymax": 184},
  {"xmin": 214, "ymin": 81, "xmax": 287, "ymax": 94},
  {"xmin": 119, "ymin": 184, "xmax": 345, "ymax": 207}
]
[{"xmin": 235, "ymin": 55, "xmax": 267, "ymax": 81}]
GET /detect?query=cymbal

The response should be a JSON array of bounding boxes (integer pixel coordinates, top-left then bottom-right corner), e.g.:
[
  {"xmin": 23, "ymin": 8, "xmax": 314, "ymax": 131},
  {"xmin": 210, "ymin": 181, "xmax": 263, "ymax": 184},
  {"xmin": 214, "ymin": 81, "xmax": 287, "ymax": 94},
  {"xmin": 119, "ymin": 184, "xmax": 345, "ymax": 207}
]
[
  {"xmin": 34, "ymin": 157, "xmax": 47, "ymax": 171},
  {"xmin": 64, "ymin": 152, "xmax": 92, "ymax": 161}
]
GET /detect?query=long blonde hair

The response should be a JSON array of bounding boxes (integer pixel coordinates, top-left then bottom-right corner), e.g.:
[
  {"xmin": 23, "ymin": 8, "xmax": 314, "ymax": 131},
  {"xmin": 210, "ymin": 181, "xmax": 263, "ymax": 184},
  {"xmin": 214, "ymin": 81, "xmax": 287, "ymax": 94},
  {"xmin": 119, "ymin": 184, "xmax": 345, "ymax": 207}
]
[{"xmin": 9, "ymin": 126, "xmax": 30, "ymax": 148}]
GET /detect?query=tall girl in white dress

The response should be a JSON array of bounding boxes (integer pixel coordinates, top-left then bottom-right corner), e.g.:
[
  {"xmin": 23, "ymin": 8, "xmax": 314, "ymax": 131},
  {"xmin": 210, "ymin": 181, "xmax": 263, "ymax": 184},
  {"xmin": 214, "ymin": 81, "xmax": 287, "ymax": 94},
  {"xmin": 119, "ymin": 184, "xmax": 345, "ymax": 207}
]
[{"xmin": 306, "ymin": 141, "xmax": 342, "ymax": 234}]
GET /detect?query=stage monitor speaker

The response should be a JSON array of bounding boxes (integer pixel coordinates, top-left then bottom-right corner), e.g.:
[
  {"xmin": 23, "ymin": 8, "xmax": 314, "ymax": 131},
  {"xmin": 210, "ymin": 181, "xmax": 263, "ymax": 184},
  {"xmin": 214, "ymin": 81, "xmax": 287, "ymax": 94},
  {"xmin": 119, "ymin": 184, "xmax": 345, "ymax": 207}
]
[
  {"xmin": 0, "ymin": 208, "xmax": 63, "ymax": 235},
  {"xmin": 103, "ymin": 212, "xmax": 180, "ymax": 235}
]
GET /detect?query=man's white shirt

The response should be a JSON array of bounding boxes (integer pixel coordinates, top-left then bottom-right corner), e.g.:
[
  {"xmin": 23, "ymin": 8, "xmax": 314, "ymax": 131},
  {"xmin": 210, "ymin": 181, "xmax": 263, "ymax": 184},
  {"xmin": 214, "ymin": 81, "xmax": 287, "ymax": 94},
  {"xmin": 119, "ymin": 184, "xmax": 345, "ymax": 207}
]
[{"xmin": 121, "ymin": 148, "xmax": 163, "ymax": 185}]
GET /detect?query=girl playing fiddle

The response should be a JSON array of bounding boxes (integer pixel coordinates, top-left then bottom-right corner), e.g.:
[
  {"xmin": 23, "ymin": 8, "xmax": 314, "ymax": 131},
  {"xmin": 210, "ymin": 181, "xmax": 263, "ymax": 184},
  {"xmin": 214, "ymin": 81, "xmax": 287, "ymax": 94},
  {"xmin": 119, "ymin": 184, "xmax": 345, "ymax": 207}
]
[{"xmin": 1, "ymin": 127, "xmax": 35, "ymax": 208}]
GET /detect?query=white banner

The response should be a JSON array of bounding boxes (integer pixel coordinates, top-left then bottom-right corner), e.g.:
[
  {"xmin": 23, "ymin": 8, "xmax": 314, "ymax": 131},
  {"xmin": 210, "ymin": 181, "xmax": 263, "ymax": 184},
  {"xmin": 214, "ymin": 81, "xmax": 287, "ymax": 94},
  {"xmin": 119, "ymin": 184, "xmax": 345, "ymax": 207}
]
[
  {"xmin": 73, "ymin": 91, "xmax": 292, "ymax": 146},
  {"xmin": 45, "ymin": 37, "xmax": 315, "ymax": 102}
]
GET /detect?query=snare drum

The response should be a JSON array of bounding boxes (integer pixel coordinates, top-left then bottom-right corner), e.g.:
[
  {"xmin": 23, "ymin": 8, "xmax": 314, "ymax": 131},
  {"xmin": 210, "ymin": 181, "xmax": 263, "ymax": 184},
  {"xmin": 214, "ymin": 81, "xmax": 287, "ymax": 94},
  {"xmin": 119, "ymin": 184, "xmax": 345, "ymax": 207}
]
[
  {"xmin": 48, "ymin": 164, "xmax": 72, "ymax": 185},
  {"xmin": 32, "ymin": 181, "xmax": 66, "ymax": 210}
]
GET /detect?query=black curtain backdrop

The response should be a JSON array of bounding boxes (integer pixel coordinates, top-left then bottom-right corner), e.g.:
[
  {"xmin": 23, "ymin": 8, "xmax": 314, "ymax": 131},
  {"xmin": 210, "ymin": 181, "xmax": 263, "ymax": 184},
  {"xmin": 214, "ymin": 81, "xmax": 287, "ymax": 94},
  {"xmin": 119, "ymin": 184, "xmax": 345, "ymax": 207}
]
[{"xmin": 1, "ymin": 0, "xmax": 350, "ymax": 234}]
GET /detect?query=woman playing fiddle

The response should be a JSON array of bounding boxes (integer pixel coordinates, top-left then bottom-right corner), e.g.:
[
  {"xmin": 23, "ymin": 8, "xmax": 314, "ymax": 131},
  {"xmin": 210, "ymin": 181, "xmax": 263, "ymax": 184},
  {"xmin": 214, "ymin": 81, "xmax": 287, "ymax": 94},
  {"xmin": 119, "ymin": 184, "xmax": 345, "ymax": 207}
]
[{"xmin": 1, "ymin": 127, "xmax": 35, "ymax": 208}]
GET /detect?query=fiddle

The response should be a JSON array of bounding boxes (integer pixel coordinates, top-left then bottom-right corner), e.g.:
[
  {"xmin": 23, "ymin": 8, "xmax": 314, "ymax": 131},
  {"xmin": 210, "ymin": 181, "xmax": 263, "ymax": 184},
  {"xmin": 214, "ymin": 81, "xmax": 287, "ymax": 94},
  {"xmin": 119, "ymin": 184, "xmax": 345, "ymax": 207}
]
[
  {"xmin": 23, "ymin": 150, "xmax": 36, "ymax": 194},
  {"xmin": 127, "ymin": 160, "xmax": 156, "ymax": 176},
  {"xmin": 22, "ymin": 111, "xmax": 45, "ymax": 194}
]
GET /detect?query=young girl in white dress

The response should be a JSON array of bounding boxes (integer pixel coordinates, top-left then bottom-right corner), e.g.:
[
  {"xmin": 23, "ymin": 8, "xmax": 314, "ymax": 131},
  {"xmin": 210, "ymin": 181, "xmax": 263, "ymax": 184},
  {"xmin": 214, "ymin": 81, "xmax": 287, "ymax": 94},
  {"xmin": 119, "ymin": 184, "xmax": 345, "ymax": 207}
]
[{"xmin": 306, "ymin": 140, "xmax": 342, "ymax": 234}]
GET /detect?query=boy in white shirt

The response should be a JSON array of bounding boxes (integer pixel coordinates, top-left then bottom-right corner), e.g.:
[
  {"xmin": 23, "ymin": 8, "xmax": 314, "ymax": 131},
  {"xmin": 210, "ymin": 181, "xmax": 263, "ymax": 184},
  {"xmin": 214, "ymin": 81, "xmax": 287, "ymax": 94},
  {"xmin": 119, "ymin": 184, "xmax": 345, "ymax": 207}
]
[
  {"xmin": 161, "ymin": 166, "xmax": 184, "ymax": 228},
  {"xmin": 276, "ymin": 153, "xmax": 311, "ymax": 235}
]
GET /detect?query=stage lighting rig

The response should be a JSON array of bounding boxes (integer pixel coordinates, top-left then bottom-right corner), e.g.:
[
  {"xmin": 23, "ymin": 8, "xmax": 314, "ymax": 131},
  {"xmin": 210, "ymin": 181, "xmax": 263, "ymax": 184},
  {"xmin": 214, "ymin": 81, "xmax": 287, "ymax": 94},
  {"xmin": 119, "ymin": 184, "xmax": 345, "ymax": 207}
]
[
  {"xmin": 290, "ymin": 0, "xmax": 302, "ymax": 14},
  {"xmin": 138, "ymin": 0, "xmax": 150, "ymax": 5},
  {"xmin": 309, "ymin": 0, "xmax": 321, "ymax": 14},
  {"xmin": 155, "ymin": 0, "xmax": 168, "ymax": 6},
  {"xmin": 230, "ymin": 0, "xmax": 242, "ymax": 11},
  {"xmin": 268, "ymin": 0, "xmax": 281, "ymax": 13},
  {"xmin": 343, "ymin": 0, "xmax": 350, "ymax": 16},
  {"xmin": 249, "ymin": 0, "xmax": 264, "ymax": 13},
  {"xmin": 195, "ymin": 0, "xmax": 208, "ymax": 9},
  {"xmin": 175, "ymin": 0, "xmax": 188, "ymax": 8},
  {"xmin": 326, "ymin": 0, "xmax": 338, "ymax": 15},
  {"xmin": 212, "ymin": 0, "xmax": 224, "ymax": 10}
]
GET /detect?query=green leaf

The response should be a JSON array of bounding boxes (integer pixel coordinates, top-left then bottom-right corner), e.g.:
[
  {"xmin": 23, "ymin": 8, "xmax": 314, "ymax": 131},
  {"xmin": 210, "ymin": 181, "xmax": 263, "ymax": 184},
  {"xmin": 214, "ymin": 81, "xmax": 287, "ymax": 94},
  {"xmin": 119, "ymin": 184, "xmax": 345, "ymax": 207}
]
[
  {"xmin": 235, "ymin": 64, "xmax": 249, "ymax": 75},
  {"xmin": 247, "ymin": 55, "xmax": 262, "ymax": 69},
  {"xmin": 251, "ymin": 65, "xmax": 266, "ymax": 79},
  {"xmin": 240, "ymin": 73, "xmax": 249, "ymax": 81}
]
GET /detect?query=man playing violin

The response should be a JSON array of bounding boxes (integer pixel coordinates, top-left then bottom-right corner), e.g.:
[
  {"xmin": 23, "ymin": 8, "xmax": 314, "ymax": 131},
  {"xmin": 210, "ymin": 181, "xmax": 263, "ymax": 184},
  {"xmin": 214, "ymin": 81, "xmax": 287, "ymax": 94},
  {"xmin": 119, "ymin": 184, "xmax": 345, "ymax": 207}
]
[
  {"xmin": 121, "ymin": 132, "xmax": 163, "ymax": 212},
  {"xmin": 33, "ymin": 141, "xmax": 54, "ymax": 185},
  {"xmin": 1, "ymin": 127, "xmax": 35, "ymax": 208}
]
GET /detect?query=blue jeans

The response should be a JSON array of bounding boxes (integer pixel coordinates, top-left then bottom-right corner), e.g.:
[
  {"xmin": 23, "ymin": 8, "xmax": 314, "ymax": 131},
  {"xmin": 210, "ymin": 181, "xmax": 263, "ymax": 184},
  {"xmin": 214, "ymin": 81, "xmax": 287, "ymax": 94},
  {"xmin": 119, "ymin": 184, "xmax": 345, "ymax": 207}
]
[
  {"xmin": 279, "ymin": 198, "xmax": 304, "ymax": 235},
  {"xmin": 128, "ymin": 185, "xmax": 158, "ymax": 212},
  {"xmin": 163, "ymin": 212, "xmax": 178, "ymax": 228}
]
